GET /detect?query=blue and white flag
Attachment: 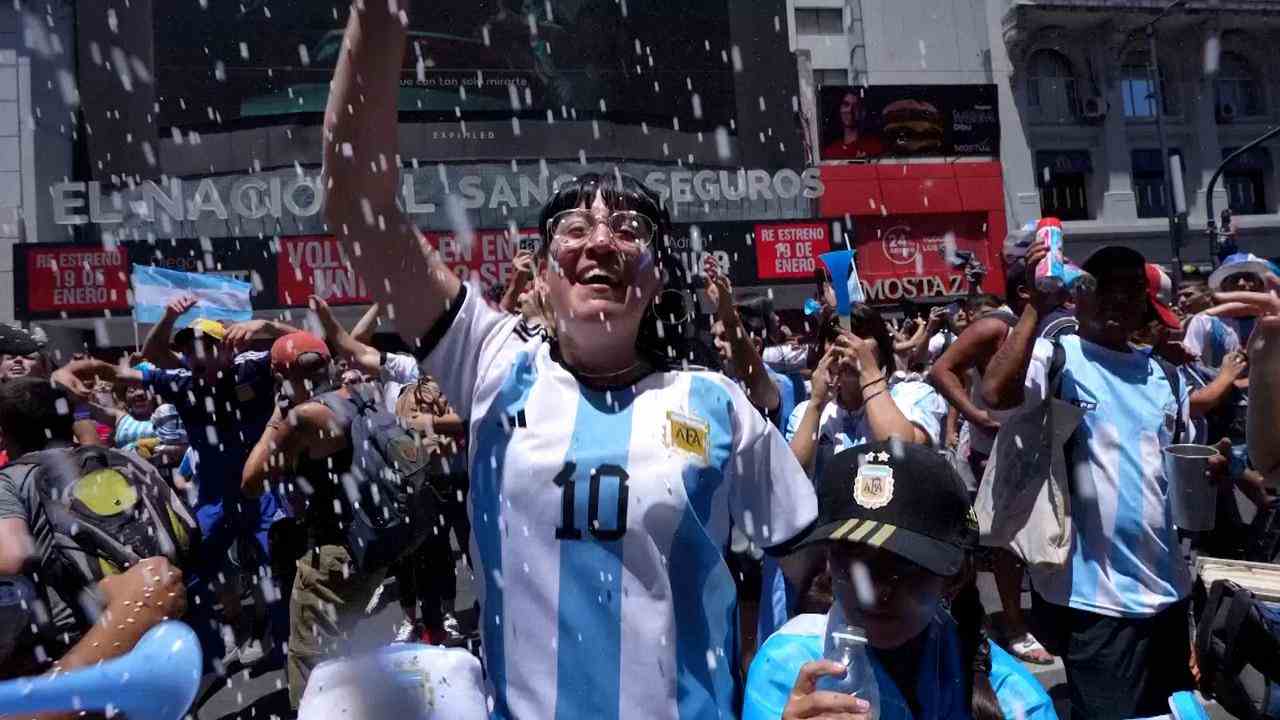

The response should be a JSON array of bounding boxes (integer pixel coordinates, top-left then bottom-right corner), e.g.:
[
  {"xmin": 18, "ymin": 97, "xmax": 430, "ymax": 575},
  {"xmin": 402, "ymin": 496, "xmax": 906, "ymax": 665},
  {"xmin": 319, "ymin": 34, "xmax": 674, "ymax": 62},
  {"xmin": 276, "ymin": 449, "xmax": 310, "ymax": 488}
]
[{"xmin": 131, "ymin": 264, "xmax": 253, "ymax": 326}]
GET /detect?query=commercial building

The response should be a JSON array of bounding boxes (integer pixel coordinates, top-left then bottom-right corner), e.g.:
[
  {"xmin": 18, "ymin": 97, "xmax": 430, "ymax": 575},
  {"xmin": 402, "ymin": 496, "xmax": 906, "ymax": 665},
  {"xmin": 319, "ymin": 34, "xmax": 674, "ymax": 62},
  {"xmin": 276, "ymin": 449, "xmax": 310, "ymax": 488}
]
[
  {"xmin": 791, "ymin": 0, "xmax": 1280, "ymax": 282},
  {"xmin": 5, "ymin": 0, "xmax": 828, "ymax": 354},
  {"xmin": 11, "ymin": 0, "xmax": 1279, "ymax": 354}
]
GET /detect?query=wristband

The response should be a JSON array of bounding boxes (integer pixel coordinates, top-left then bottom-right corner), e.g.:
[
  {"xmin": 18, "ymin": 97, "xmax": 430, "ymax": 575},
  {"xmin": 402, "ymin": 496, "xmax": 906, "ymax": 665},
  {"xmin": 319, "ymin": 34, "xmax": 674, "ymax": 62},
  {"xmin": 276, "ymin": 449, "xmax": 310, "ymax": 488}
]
[{"xmin": 859, "ymin": 374, "xmax": 887, "ymax": 390}]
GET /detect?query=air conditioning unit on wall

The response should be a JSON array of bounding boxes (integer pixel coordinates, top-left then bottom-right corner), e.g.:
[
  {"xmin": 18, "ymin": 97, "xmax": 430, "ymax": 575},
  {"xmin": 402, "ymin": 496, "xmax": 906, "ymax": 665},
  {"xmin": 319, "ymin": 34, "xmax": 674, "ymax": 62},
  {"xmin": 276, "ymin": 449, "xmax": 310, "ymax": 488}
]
[
  {"xmin": 1218, "ymin": 102, "xmax": 1237, "ymax": 122},
  {"xmin": 1082, "ymin": 96, "xmax": 1106, "ymax": 120}
]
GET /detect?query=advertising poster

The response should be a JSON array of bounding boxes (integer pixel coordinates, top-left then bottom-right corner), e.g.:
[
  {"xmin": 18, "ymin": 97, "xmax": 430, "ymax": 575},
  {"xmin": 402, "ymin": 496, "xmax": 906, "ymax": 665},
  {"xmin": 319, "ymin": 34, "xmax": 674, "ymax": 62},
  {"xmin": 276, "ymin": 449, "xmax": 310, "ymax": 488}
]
[
  {"xmin": 23, "ymin": 246, "xmax": 131, "ymax": 314},
  {"xmin": 851, "ymin": 213, "xmax": 991, "ymax": 303},
  {"xmin": 817, "ymin": 85, "xmax": 999, "ymax": 160}
]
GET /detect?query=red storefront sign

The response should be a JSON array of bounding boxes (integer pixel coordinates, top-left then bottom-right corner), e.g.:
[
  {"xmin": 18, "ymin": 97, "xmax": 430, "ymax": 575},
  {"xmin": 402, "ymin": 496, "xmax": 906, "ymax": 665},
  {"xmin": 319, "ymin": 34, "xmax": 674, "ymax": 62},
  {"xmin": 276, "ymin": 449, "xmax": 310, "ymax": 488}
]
[
  {"xmin": 276, "ymin": 230, "xmax": 536, "ymax": 307},
  {"xmin": 277, "ymin": 236, "xmax": 371, "ymax": 306},
  {"xmin": 26, "ymin": 247, "xmax": 130, "ymax": 313},
  {"xmin": 431, "ymin": 228, "xmax": 538, "ymax": 287},
  {"xmin": 853, "ymin": 213, "xmax": 991, "ymax": 303},
  {"xmin": 754, "ymin": 221, "xmax": 831, "ymax": 280}
]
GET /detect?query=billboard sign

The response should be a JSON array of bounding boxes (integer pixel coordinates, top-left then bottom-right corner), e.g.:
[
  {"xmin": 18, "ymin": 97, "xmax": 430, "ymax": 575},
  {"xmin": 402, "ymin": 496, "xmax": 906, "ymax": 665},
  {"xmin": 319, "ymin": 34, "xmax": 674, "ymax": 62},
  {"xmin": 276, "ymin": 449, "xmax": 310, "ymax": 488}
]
[
  {"xmin": 817, "ymin": 85, "xmax": 999, "ymax": 160},
  {"xmin": 851, "ymin": 213, "xmax": 991, "ymax": 303},
  {"xmin": 24, "ymin": 247, "xmax": 131, "ymax": 314},
  {"xmin": 153, "ymin": 0, "xmax": 736, "ymax": 134}
]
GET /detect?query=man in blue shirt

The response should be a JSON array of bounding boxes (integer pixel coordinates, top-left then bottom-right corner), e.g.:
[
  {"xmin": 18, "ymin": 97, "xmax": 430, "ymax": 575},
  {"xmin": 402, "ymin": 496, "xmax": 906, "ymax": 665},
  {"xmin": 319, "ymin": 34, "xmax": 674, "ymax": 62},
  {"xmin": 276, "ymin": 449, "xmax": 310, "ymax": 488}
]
[
  {"xmin": 983, "ymin": 244, "xmax": 1210, "ymax": 719},
  {"xmin": 54, "ymin": 296, "xmax": 299, "ymax": 671}
]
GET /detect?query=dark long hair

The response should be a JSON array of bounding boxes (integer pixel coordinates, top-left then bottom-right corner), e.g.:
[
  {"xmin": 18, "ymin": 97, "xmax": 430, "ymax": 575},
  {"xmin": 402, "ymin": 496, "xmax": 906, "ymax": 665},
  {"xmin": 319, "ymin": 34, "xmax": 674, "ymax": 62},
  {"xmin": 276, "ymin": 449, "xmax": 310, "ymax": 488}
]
[
  {"xmin": 537, "ymin": 171, "xmax": 692, "ymax": 368},
  {"xmin": 808, "ymin": 305, "xmax": 897, "ymax": 376},
  {"xmin": 952, "ymin": 567, "xmax": 1003, "ymax": 720}
]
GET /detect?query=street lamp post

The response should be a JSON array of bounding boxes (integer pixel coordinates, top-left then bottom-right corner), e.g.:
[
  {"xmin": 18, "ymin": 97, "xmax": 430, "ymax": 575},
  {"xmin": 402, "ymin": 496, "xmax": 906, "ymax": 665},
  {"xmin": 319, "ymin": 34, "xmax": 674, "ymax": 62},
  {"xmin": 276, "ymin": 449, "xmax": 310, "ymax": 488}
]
[{"xmin": 1143, "ymin": 0, "xmax": 1187, "ymax": 290}]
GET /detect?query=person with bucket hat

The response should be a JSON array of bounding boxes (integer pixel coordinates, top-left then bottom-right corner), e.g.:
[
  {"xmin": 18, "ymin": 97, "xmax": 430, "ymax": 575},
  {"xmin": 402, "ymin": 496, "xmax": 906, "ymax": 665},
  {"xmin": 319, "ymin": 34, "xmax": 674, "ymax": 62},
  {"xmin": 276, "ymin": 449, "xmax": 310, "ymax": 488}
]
[
  {"xmin": 1183, "ymin": 253, "xmax": 1271, "ymax": 369},
  {"xmin": 982, "ymin": 241, "xmax": 1212, "ymax": 719},
  {"xmin": 743, "ymin": 442, "xmax": 1054, "ymax": 720}
]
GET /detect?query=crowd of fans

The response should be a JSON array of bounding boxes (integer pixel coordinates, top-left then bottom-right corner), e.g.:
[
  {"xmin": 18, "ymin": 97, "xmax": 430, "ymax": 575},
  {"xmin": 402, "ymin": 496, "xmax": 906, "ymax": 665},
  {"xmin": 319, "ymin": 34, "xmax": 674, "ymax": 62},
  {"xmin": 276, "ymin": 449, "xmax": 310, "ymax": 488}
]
[{"xmin": 3, "ymin": 7, "xmax": 1280, "ymax": 720}]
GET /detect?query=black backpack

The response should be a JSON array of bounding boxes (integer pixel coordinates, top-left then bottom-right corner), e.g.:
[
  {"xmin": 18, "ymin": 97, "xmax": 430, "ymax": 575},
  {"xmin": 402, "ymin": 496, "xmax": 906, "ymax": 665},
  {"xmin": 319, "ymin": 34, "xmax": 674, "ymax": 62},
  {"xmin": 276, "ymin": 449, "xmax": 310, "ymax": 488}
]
[
  {"xmin": 4, "ymin": 446, "xmax": 199, "ymax": 617},
  {"xmin": 315, "ymin": 386, "xmax": 439, "ymax": 572},
  {"xmin": 1197, "ymin": 580, "xmax": 1280, "ymax": 720}
]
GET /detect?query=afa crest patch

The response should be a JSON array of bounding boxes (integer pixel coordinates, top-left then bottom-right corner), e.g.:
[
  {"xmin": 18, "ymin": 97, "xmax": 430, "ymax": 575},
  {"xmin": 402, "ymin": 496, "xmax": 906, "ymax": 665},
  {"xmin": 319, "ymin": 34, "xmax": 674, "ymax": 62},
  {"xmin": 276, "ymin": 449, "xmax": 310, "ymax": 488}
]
[
  {"xmin": 853, "ymin": 461, "xmax": 895, "ymax": 510},
  {"xmin": 666, "ymin": 411, "xmax": 709, "ymax": 462}
]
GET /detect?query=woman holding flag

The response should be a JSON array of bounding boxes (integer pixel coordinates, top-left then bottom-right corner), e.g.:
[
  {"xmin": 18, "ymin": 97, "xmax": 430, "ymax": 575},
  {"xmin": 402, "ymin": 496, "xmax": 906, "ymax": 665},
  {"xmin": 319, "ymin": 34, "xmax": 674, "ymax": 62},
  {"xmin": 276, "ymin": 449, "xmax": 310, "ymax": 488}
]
[
  {"xmin": 786, "ymin": 304, "xmax": 948, "ymax": 479},
  {"xmin": 319, "ymin": 3, "xmax": 818, "ymax": 718}
]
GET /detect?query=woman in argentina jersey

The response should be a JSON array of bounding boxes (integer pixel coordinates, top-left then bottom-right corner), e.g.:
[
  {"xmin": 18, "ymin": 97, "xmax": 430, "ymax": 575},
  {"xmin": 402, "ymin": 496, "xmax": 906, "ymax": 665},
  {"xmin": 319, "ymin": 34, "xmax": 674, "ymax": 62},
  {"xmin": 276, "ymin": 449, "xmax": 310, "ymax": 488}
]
[{"xmin": 321, "ymin": 7, "xmax": 819, "ymax": 719}]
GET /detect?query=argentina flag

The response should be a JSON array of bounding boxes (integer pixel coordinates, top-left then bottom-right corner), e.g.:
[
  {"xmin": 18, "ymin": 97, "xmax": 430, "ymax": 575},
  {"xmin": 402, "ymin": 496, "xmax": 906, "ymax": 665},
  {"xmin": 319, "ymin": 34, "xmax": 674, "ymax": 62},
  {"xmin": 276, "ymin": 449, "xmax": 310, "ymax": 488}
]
[{"xmin": 131, "ymin": 264, "xmax": 253, "ymax": 326}]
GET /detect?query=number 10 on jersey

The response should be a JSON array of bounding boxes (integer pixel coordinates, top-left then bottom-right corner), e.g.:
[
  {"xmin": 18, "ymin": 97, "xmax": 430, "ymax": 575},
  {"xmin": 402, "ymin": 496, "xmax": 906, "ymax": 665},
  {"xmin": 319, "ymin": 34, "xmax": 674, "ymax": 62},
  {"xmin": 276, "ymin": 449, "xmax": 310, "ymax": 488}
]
[{"xmin": 554, "ymin": 461, "xmax": 630, "ymax": 541}]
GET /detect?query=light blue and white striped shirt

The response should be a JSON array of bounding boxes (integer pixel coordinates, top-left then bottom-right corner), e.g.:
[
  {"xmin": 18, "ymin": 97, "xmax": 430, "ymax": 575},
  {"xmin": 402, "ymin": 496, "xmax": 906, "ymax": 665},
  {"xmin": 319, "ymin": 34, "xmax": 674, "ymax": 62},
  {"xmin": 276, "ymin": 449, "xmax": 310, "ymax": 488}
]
[
  {"xmin": 744, "ymin": 611, "xmax": 1058, "ymax": 720},
  {"xmin": 1023, "ymin": 335, "xmax": 1193, "ymax": 617},
  {"xmin": 421, "ymin": 283, "xmax": 818, "ymax": 720},
  {"xmin": 785, "ymin": 379, "xmax": 947, "ymax": 480}
]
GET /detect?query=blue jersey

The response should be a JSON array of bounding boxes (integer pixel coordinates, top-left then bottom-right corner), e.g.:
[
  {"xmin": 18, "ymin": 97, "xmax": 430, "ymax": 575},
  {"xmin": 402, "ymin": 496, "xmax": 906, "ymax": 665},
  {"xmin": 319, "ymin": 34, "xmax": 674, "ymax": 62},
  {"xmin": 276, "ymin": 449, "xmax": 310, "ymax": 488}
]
[
  {"xmin": 744, "ymin": 612, "xmax": 1057, "ymax": 720},
  {"xmin": 420, "ymin": 284, "xmax": 818, "ymax": 720},
  {"xmin": 142, "ymin": 352, "xmax": 275, "ymax": 506},
  {"xmin": 1021, "ymin": 336, "xmax": 1193, "ymax": 617}
]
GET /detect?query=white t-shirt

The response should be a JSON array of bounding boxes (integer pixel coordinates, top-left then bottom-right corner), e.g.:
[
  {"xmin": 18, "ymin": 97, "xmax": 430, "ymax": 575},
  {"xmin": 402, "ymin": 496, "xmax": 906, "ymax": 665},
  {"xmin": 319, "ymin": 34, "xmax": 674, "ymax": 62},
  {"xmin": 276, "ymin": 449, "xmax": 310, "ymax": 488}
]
[
  {"xmin": 927, "ymin": 331, "xmax": 957, "ymax": 363},
  {"xmin": 784, "ymin": 379, "xmax": 947, "ymax": 480},
  {"xmin": 379, "ymin": 351, "xmax": 421, "ymax": 413},
  {"xmin": 419, "ymin": 283, "xmax": 818, "ymax": 720},
  {"xmin": 298, "ymin": 644, "xmax": 487, "ymax": 720},
  {"xmin": 1019, "ymin": 335, "xmax": 1192, "ymax": 618},
  {"xmin": 762, "ymin": 343, "xmax": 808, "ymax": 373}
]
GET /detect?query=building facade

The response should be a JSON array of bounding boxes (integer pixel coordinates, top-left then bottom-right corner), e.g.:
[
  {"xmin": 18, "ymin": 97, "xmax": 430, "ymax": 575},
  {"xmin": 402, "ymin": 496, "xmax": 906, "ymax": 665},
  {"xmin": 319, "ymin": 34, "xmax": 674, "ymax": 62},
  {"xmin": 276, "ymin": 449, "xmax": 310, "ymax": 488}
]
[
  {"xmin": 792, "ymin": 0, "xmax": 1280, "ymax": 274},
  {"xmin": 10, "ymin": 1, "xmax": 1280, "ymax": 354}
]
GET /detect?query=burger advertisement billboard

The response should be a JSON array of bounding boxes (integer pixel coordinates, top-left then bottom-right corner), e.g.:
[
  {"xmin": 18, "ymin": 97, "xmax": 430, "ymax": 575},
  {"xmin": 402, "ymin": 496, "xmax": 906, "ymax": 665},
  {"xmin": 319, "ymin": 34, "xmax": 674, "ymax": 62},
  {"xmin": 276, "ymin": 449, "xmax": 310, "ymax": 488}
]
[{"xmin": 818, "ymin": 85, "xmax": 999, "ymax": 160}]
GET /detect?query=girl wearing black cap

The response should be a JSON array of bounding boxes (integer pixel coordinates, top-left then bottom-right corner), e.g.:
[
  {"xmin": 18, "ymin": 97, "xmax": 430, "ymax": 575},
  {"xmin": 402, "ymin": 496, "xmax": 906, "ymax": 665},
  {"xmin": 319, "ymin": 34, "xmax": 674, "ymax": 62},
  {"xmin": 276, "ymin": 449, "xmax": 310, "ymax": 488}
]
[{"xmin": 743, "ymin": 442, "xmax": 1056, "ymax": 720}]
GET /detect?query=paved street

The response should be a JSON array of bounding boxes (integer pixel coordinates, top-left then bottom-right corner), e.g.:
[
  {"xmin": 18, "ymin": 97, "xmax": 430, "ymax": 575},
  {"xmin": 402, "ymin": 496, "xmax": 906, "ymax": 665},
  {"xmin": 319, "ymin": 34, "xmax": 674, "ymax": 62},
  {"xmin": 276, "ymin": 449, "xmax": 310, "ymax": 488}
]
[{"xmin": 193, "ymin": 569, "xmax": 1236, "ymax": 720}]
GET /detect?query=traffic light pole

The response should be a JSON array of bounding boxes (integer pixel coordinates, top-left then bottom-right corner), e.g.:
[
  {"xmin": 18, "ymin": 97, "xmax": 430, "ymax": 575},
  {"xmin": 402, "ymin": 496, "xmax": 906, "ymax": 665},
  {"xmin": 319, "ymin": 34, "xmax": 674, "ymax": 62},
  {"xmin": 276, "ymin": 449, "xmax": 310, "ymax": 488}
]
[{"xmin": 1206, "ymin": 125, "xmax": 1280, "ymax": 264}]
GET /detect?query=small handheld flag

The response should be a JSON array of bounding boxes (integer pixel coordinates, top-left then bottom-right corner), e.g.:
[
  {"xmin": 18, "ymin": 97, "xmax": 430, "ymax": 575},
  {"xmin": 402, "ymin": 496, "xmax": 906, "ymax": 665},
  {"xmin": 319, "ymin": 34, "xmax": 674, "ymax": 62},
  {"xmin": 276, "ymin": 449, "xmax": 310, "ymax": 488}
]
[{"xmin": 819, "ymin": 249, "xmax": 864, "ymax": 329}]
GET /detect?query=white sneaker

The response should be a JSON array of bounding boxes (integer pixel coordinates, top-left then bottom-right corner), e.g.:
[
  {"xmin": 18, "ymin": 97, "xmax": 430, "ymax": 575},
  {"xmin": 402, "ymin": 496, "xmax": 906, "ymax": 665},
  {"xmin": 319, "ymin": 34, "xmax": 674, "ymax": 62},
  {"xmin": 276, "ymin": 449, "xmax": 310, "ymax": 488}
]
[
  {"xmin": 365, "ymin": 581, "xmax": 387, "ymax": 615},
  {"xmin": 393, "ymin": 619, "xmax": 417, "ymax": 643}
]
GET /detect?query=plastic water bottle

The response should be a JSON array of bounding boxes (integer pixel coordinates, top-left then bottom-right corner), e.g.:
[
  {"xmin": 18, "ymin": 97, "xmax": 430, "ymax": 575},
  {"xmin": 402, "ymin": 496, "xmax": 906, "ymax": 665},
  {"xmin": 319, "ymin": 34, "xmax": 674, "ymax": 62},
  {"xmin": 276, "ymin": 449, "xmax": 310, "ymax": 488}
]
[{"xmin": 815, "ymin": 624, "xmax": 880, "ymax": 720}]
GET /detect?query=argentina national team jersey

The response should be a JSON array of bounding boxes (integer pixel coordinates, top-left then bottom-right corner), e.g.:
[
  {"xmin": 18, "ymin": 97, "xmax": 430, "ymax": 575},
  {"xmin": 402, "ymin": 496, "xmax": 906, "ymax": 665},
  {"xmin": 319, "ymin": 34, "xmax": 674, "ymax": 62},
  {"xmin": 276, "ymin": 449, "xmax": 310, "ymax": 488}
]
[
  {"xmin": 784, "ymin": 380, "xmax": 947, "ymax": 480},
  {"xmin": 419, "ymin": 284, "xmax": 819, "ymax": 719},
  {"xmin": 1022, "ymin": 335, "xmax": 1193, "ymax": 617}
]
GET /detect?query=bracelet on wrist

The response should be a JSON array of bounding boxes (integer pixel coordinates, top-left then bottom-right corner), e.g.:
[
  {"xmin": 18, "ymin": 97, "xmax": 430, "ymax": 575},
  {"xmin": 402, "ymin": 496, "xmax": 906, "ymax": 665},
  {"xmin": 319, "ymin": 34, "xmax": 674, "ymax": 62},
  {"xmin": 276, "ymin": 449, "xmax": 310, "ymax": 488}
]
[
  {"xmin": 859, "ymin": 374, "xmax": 887, "ymax": 390},
  {"xmin": 862, "ymin": 387, "xmax": 887, "ymax": 403}
]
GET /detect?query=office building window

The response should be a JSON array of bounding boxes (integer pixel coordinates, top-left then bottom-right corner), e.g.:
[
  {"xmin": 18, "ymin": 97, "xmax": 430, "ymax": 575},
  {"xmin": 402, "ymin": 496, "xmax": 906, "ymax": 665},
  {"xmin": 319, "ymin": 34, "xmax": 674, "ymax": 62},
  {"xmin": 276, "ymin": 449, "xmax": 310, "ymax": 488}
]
[
  {"xmin": 1217, "ymin": 52, "xmax": 1264, "ymax": 118},
  {"xmin": 1026, "ymin": 50, "xmax": 1079, "ymax": 123},
  {"xmin": 795, "ymin": 8, "xmax": 843, "ymax": 35},
  {"xmin": 1132, "ymin": 149, "xmax": 1183, "ymax": 218},
  {"xmin": 1122, "ymin": 58, "xmax": 1179, "ymax": 118},
  {"xmin": 1221, "ymin": 146, "xmax": 1270, "ymax": 214},
  {"xmin": 813, "ymin": 69, "xmax": 848, "ymax": 88},
  {"xmin": 1036, "ymin": 150, "xmax": 1091, "ymax": 220}
]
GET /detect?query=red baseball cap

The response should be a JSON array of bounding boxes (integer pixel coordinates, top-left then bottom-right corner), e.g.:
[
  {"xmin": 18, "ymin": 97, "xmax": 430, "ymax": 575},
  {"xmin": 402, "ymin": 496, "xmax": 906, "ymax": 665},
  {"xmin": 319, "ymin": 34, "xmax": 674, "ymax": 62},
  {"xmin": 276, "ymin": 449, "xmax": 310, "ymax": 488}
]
[
  {"xmin": 270, "ymin": 332, "xmax": 331, "ymax": 374},
  {"xmin": 1144, "ymin": 263, "xmax": 1180, "ymax": 330}
]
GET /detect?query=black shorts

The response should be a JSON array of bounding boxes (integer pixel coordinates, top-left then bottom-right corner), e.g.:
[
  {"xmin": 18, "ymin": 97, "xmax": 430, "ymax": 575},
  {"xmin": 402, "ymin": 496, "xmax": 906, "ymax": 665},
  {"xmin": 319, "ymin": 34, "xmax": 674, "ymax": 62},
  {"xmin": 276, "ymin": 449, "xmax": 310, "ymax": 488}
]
[{"xmin": 1032, "ymin": 592, "xmax": 1194, "ymax": 720}]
